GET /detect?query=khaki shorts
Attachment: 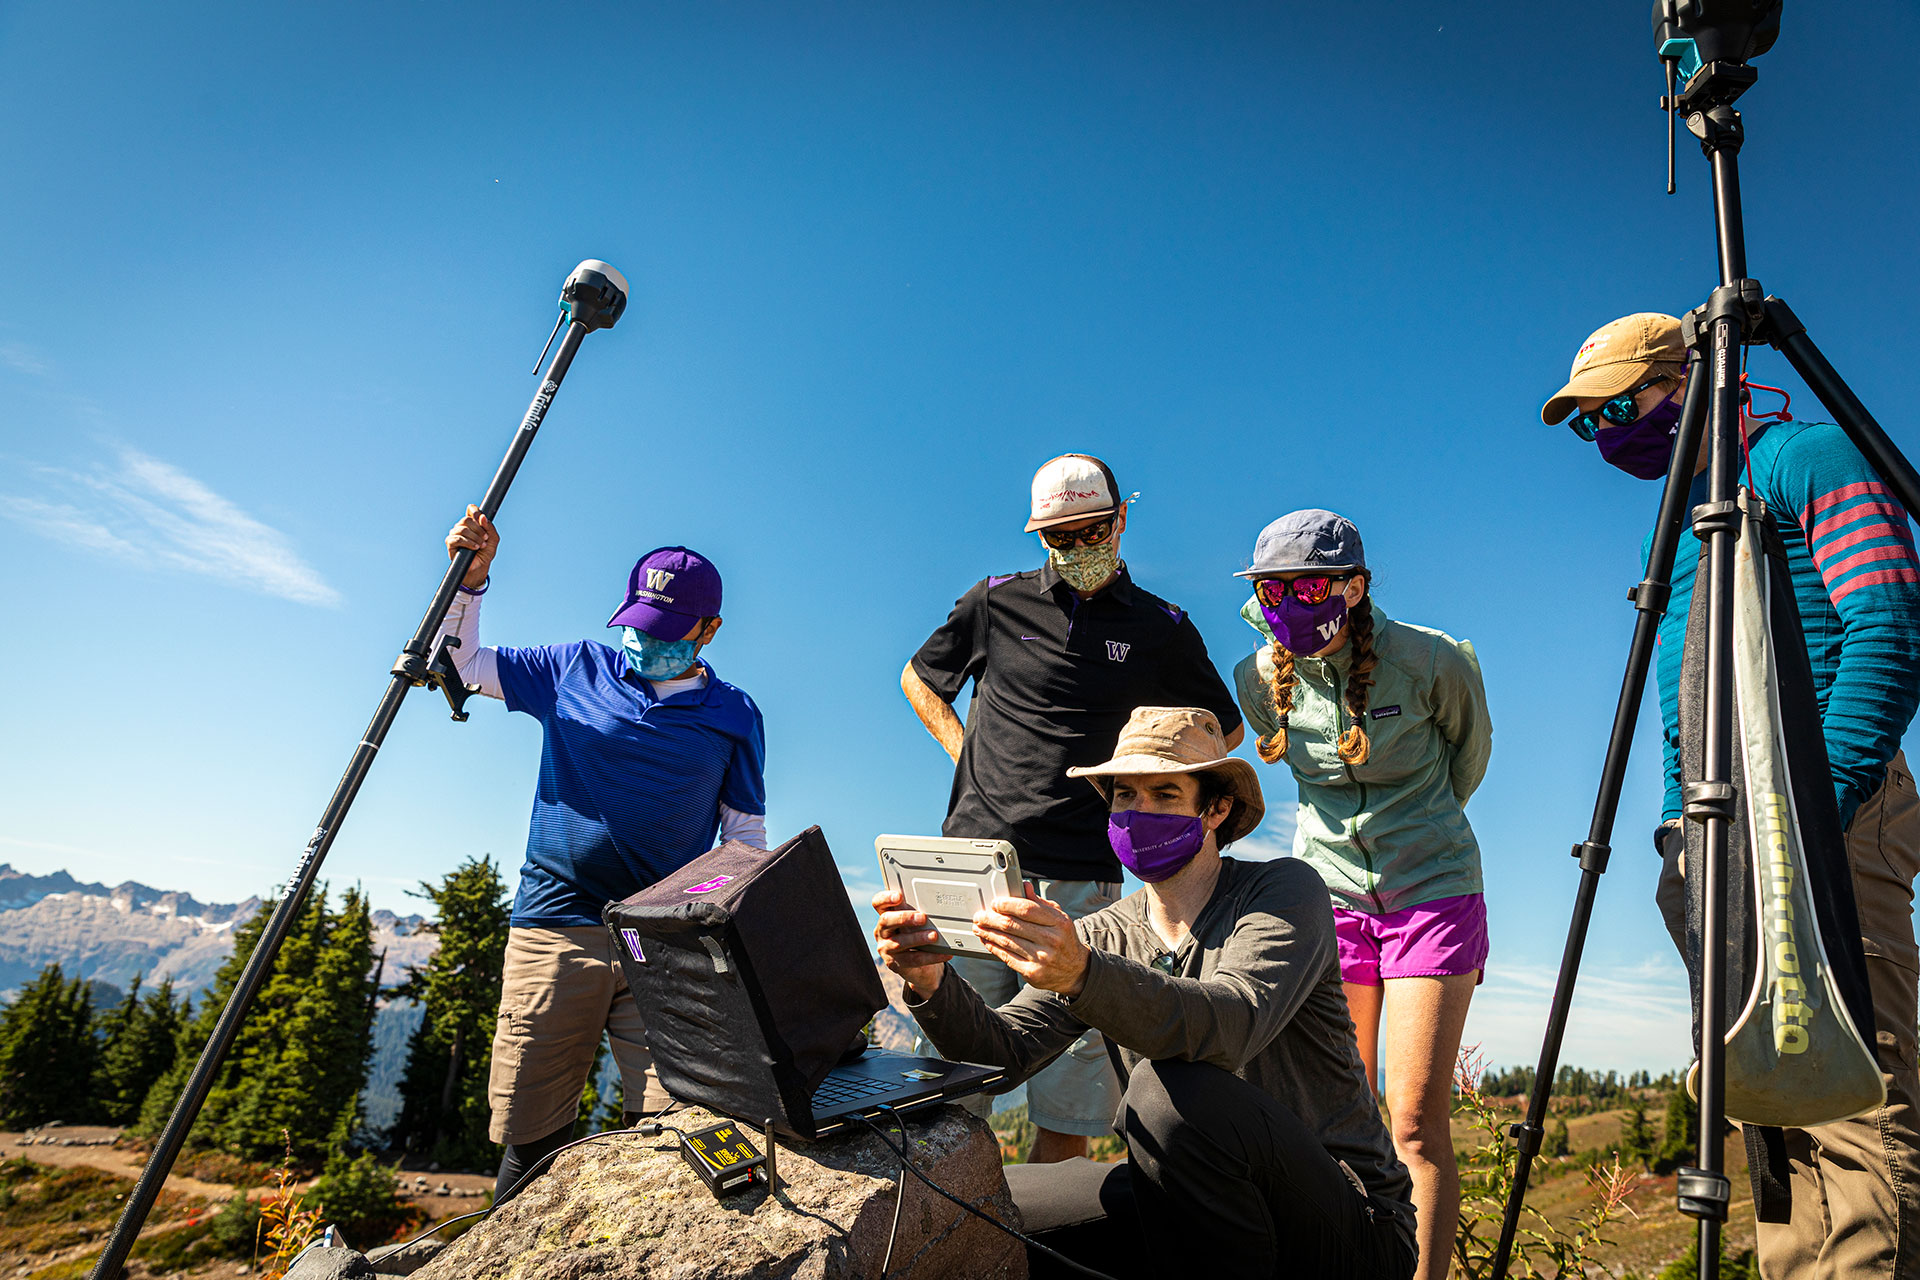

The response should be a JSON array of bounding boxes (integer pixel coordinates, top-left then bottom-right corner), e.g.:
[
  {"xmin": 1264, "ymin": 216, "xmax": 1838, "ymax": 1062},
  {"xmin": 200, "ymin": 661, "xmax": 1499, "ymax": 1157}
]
[{"xmin": 487, "ymin": 925, "xmax": 674, "ymax": 1145}]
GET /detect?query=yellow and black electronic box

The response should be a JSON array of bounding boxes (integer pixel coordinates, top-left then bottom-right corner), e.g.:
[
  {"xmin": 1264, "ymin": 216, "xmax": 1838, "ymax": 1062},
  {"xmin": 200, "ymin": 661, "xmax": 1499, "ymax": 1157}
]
[{"xmin": 678, "ymin": 1122, "xmax": 766, "ymax": 1198}]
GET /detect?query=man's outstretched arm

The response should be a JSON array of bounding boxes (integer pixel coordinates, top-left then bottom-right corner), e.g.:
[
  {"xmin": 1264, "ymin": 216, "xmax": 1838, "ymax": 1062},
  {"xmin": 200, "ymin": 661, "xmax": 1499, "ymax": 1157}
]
[{"xmin": 901, "ymin": 661, "xmax": 965, "ymax": 762}]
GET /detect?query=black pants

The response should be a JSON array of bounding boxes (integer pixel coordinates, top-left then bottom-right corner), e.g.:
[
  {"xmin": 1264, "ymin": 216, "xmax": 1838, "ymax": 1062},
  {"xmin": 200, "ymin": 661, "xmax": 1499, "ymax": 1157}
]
[{"xmin": 1007, "ymin": 1059, "xmax": 1414, "ymax": 1280}]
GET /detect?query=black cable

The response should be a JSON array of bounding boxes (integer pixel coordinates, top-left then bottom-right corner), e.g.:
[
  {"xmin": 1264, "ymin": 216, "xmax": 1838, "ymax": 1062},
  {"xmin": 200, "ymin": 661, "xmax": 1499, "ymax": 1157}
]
[
  {"xmin": 852, "ymin": 1111, "xmax": 1120, "ymax": 1280},
  {"xmin": 879, "ymin": 1109, "xmax": 909, "ymax": 1278},
  {"xmin": 385, "ymin": 1121, "xmax": 684, "ymax": 1252}
]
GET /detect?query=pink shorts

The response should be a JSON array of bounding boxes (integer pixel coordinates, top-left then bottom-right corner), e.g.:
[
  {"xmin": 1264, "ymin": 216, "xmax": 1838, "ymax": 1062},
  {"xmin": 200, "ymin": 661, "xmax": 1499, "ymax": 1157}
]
[{"xmin": 1334, "ymin": 892, "xmax": 1489, "ymax": 987}]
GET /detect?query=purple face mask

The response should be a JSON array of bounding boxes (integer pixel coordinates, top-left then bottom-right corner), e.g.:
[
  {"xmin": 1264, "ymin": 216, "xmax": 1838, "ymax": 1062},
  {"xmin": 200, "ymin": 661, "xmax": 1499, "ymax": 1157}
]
[
  {"xmin": 1108, "ymin": 809, "xmax": 1207, "ymax": 882},
  {"xmin": 1259, "ymin": 593, "xmax": 1349, "ymax": 655},
  {"xmin": 1594, "ymin": 393, "xmax": 1683, "ymax": 480}
]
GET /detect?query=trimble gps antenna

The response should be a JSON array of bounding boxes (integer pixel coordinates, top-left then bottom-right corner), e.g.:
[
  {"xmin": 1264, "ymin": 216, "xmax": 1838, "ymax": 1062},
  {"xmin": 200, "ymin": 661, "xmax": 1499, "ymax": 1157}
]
[
  {"xmin": 89, "ymin": 261, "xmax": 630, "ymax": 1280},
  {"xmin": 1494, "ymin": 6, "xmax": 1920, "ymax": 1280}
]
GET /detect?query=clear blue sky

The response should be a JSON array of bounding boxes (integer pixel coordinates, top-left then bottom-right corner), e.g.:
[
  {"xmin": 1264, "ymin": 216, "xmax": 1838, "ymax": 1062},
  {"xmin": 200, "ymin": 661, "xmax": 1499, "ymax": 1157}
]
[{"xmin": 4, "ymin": 2, "xmax": 1918, "ymax": 1071}]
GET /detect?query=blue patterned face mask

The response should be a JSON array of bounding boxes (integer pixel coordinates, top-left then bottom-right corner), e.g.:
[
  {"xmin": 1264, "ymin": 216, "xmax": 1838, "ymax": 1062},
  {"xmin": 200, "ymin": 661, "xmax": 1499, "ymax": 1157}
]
[{"xmin": 622, "ymin": 627, "xmax": 701, "ymax": 681}]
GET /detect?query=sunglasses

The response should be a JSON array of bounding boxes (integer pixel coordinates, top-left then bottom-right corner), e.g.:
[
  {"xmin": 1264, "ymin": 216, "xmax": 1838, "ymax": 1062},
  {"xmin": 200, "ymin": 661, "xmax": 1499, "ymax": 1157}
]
[
  {"xmin": 1255, "ymin": 575, "xmax": 1348, "ymax": 607},
  {"xmin": 1567, "ymin": 377, "xmax": 1672, "ymax": 441},
  {"xmin": 1040, "ymin": 516, "xmax": 1117, "ymax": 550}
]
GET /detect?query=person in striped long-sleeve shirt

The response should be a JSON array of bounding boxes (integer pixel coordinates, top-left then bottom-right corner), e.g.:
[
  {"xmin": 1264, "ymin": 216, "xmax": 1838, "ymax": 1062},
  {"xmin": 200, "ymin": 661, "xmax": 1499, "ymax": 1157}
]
[{"xmin": 1543, "ymin": 313, "xmax": 1920, "ymax": 1280}]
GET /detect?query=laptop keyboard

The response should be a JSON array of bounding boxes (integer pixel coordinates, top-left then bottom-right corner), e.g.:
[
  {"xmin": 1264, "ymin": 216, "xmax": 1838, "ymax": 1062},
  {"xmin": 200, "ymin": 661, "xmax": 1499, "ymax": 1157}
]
[{"xmin": 811, "ymin": 1071, "xmax": 905, "ymax": 1108}]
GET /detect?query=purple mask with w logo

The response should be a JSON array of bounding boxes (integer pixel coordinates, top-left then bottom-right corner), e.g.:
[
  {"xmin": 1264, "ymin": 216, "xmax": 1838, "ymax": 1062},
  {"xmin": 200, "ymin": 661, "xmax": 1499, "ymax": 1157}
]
[{"xmin": 1259, "ymin": 594, "xmax": 1349, "ymax": 655}]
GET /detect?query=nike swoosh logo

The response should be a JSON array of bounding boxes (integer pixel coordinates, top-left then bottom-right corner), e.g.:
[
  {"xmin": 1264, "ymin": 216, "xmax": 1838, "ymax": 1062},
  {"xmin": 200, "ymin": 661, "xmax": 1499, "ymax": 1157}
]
[{"xmin": 1021, "ymin": 635, "xmax": 1041, "ymax": 641}]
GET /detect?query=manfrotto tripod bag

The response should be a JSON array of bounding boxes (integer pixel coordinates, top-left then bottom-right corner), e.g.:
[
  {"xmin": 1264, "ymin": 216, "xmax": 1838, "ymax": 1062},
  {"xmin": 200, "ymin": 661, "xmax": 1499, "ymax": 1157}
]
[
  {"xmin": 1676, "ymin": 492, "xmax": 1882, "ymax": 1131},
  {"xmin": 603, "ymin": 826, "xmax": 885, "ymax": 1134}
]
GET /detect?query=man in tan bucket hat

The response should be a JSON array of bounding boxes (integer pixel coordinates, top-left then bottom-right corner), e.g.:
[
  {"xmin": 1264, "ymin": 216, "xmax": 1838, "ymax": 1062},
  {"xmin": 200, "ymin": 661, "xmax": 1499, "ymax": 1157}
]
[{"xmin": 874, "ymin": 707, "xmax": 1415, "ymax": 1279}]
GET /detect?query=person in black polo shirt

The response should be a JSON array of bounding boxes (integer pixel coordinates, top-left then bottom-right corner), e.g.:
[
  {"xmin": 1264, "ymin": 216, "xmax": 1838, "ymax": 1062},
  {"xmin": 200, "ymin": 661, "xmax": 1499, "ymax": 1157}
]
[{"xmin": 901, "ymin": 452, "xmax": 1244, "ymax": 1162}]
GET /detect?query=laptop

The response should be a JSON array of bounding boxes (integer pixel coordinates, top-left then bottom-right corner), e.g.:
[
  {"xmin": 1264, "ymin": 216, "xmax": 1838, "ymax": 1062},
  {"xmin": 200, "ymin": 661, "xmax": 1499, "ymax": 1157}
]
[
  {"xmin": 801, "ymin": 1044, "xmax": 1003, "ymax": 1137},
  {"xmin": 604, "ymin": 826, "xmax": 1004, "ymax": 1139}
]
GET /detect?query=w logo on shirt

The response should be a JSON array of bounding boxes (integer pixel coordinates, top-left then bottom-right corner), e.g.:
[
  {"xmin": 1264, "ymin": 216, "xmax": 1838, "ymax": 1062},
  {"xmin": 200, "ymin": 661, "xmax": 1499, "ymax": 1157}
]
[
  {"xmin": 646, "ymin": 568, "xmax": 676, "ymax": 592},
  {"xmin": 1106, "ymin": 641, "xmax": 1132, "ymax": 662}
]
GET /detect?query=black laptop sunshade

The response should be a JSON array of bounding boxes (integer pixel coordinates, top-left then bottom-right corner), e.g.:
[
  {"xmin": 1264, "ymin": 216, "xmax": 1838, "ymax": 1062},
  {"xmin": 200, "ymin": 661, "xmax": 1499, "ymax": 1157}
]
[{"xmin": 605, "ymin": 826, "xmax": 886, "ymax": 1136}]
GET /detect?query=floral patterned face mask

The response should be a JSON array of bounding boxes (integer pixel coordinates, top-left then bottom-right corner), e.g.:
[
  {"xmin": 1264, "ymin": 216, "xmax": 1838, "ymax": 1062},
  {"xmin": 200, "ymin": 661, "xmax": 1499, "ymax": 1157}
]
[{"xmin": 1048, "ymin": 537, "xmax": 1120, "ymax": 592}]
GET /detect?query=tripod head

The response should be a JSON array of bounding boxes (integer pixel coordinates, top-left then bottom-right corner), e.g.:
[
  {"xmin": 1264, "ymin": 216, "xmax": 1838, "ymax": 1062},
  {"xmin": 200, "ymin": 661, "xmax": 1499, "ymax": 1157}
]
[{"xmin": 1654, "ymin": 1, "xmax": 1782, "ymax": 189}]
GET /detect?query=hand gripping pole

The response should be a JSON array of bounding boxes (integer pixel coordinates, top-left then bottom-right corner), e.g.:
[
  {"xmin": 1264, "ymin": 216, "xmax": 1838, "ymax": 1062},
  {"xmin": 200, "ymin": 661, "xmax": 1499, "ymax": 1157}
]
[{"xmin": 89, "ymin": 260, "xmax": 628, "ymax": 1280}]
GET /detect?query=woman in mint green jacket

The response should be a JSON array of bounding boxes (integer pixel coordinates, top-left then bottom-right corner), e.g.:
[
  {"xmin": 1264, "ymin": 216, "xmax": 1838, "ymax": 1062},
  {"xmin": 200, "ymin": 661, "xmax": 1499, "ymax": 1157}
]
[{"xmin": 1231, "ymin": 508, "xmax": 1491, "ymax": 1280}]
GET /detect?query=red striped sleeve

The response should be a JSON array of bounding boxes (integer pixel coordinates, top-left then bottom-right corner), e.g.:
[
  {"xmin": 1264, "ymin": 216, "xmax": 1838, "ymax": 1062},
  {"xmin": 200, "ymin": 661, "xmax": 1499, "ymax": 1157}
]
[
  {"xmin": 1818, "ymin": 521, "xmax": 1917, "ymax": 561},
  {"xmin": 1832, "ymin": 565, "xmax": 1920, "ymax": 603},
  {"xmin": 1810, "ymin": 498, "xmax": 1912, "ymax": 542},
  {"xmin": 1824, "ymin": 543, "xmax": 1914, "ymax": 577},
  {"xmin": 1804, "ymin": 479, "xmax": 1892, "ymax": 520}
]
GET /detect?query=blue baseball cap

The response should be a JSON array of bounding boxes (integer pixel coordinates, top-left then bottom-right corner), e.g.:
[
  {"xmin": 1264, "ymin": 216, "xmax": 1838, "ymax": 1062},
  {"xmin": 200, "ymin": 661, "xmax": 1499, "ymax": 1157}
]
[
  {"xmin": 607, "ymin": 547, "xmax": 723, "ymax": 638},
  {"xmin": 1233, "ymin": 510, "xmax": 1367, "ymax": 579}
]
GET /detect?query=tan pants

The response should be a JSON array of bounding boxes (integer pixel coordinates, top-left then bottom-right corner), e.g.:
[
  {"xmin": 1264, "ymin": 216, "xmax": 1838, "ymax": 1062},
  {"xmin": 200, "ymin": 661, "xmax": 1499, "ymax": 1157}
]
[
  {"xmin": 1663, "ymin": 757, "xmax": 1920, "ymax": 1277},
  {"xmin": 1755, "ymin": 757, "xmax": 1920, "ymax": 1279},
  {"xmin": 486, "ymin": 925, "xmax": 674, "ymax": 1145}
]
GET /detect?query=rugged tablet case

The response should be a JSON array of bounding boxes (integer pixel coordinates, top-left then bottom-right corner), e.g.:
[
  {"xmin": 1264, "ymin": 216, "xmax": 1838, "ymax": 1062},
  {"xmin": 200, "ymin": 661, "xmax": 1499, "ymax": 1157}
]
[{"xmin": 603, "ymin": 826, "xmax": 885, "ymax": 1136}]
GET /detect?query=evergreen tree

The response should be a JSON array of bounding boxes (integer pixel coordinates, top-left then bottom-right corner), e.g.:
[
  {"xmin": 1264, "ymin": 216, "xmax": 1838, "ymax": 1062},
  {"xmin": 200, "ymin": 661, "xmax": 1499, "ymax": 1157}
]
[
  {"xmin": 1657, "ymin": 1238, "xmax": 1759, "ymax": 1280},
  {"xmin": 136, "ymin": 887, "xmax": 380, "ymax": 1161},
  {"xmin": 392, "ymin": 857, "xmax": 511, "ymax": 1170},
  {"xmin": 93, "ymin": 975, "xmax": 187, "ymax": 1126},
  {"xmin": 598, "ymin": 1068, "xmax": 626, "ymax": 1132},
  {"xmin": 0, "ymin": 964, "xmax": 96, "ymax": 1128},
  {"xmin": 1546, "ymin": 1117, "xmax": 1572, "ymax": 1158},
  {"xmin": 1655, "ymin": 1077, "xmax": 1699, "ymax": 1173},
  {"xmin": 1621, "ymin": 1102, "xmax": 1656, "ymax": 1169}
]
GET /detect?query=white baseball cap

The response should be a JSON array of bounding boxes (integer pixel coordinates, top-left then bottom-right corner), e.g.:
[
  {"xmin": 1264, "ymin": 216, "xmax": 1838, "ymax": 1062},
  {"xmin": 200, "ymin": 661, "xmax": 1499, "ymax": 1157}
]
[{"xmin": 1025, "ymin": 454, "xmax": 1121, "ymax": 532}]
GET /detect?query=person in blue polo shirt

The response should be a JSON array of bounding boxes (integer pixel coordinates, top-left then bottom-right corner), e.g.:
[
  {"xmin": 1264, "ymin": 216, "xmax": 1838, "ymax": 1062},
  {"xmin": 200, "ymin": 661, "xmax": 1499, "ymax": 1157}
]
[{"xmin": 438, "ymin": 505, "xmax": 767, "ymax": 1200}]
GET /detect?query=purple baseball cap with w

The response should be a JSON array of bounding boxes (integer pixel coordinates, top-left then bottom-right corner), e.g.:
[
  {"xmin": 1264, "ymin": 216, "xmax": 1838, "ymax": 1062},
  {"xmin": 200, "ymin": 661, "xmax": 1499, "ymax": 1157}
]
[{"xmin": 606, "ymin": 547, "xmax": 723, "ymax": 638}]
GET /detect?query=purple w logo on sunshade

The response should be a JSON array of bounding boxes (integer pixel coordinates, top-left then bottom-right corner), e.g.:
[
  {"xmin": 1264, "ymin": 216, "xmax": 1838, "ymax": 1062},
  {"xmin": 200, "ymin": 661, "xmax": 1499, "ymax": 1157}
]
[{"xmin": 685, "ymin": 875, "xmax": 735, "ymax": 894}]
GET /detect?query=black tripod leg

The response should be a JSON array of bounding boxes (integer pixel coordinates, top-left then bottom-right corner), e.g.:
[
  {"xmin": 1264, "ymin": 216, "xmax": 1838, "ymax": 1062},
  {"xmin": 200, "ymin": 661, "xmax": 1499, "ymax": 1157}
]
[
  {"xmin": 87, "ymin": 319, "xmax": 601, "ymax": 1280},
  {"xmin": 1763, "ymin": 296, "xmax": 1920, "ymax": 523},
  {"xmin": 1681, "ymin": 293, "xmax": 1750, "ymax": 1280},
  {"xmin": 1488, "ymin": 353, "xmax": 1708, "ymax": 1280}
]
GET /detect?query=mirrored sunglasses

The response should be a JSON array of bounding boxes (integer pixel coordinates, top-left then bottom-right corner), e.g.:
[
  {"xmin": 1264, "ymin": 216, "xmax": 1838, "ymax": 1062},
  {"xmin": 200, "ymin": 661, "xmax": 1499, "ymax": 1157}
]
[
  {"xmin": 1568, "ymin": 377, "xmax": 1671, "ymax": 441},
  {"xmin": 1255, "ymin": 575, "xmax": 1345, "ymax": 607},
  {"xmin": 1040, "ymin": 516, "xmax": 1116, "ymax": 549}
]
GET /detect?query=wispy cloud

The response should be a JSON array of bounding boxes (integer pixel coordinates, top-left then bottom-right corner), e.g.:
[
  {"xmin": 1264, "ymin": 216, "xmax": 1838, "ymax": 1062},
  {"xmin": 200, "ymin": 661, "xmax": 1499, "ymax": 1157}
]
[
  {"xmin": 1, "ymin": 446, "xmax": 340, "ymax": 606},
  {"xmin": 0, "ymin": 343, "xmax": 50, "ymax": 377},
  {"xmin": 1467, "ymin": 954, "xmax": 1693, "ymax": 1073},
  {"xmin": 1230, "ymin": 805, "xmax": 1298, "ymax": 861}
]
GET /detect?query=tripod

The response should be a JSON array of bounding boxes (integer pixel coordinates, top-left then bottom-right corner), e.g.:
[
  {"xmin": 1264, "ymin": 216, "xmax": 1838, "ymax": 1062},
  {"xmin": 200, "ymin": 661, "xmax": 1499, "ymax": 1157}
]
[
  {"xmin": 86, "ymin": 260, "xmax": 629, "ymax": 1280},
  {"xmin": 1491, "ymin": 9, "xmax": 1920, "ymax": 1280}
]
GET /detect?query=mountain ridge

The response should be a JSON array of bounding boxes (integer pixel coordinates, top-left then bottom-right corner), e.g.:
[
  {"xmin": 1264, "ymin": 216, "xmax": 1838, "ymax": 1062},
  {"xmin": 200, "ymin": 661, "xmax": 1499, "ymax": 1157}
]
[{"xmin": 0, "ymin": 862, "xmax": 430, "ymax": 996}]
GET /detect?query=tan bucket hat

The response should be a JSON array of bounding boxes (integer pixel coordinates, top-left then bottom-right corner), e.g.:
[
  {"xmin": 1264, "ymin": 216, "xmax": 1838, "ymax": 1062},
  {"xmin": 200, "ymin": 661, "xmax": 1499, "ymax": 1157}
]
[
  {"xmin": 1541, "ymin": 312, "xmax": 1686, "ymax": 424},
  {"xmin": 1066, "ymin": 707, "xmax": 1265, "ymax": 847}
]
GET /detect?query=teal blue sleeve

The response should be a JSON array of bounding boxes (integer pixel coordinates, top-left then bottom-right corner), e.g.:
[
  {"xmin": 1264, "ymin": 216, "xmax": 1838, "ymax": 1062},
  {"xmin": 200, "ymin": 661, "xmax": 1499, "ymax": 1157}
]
[{"xmin": 1764, "ymin": 425, "xmax": 1920, "ymax": 826}]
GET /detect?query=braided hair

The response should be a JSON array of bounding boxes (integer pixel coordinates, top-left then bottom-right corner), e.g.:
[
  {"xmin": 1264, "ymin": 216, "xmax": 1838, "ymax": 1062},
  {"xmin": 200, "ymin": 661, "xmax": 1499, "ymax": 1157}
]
[
  {"xmin": 1253, "ymin": 578, "xmax": 1379, "ymax": 767},
  {"xmin": 1336, "ymin": 597, "xmax": 1379, "ymax": 766}
]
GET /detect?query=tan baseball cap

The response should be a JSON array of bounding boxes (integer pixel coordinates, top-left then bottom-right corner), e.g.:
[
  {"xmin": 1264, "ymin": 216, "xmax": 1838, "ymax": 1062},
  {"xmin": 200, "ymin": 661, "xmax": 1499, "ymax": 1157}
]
[
  {"xmin": 1066, "ymin": 707, "xmax": 1265, "ymax": 847},
  {"xmin": 1026, "ymin": 454, "xmax": 1121, "ymax": 531},
  {"xmin": 1541, "ymin": 313, "xmax": 1686, "ymax": 425}
]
